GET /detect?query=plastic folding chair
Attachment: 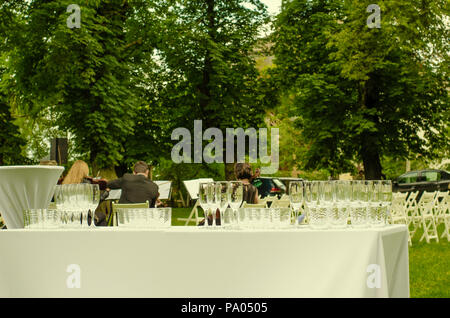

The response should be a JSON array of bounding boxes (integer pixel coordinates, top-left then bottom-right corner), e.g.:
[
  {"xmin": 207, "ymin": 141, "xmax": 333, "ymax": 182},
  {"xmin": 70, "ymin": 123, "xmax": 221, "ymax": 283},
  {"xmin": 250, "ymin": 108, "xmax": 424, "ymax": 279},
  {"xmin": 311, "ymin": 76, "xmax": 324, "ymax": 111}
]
[
  {"xmin": 270, "ymin": 200, "xmax": 290, "ymax": 209},
  {"xmin": 241, "ymin": 202, "xmax": 267, "ymax": 208},
  {"xmin": 433, "ymin": 192, "xmax": 446, "ymax": 224},
  {"xmin": 435, "ymin": 192, "xmax": 449, "ymax": 241},
  {"xmin": 108, "ymin": 201, "xmax": 149, "ymax": 226},
  {"xmin": 391, "ymin": 192, "xmax": 412, "ymax": 245},
  {"xmin": 405, "ymin": 191, "xmax": 420, "ymax": 240},
  {"xmin": 416, "ymin": 192, "xmax": 439, "ymax": 243}
]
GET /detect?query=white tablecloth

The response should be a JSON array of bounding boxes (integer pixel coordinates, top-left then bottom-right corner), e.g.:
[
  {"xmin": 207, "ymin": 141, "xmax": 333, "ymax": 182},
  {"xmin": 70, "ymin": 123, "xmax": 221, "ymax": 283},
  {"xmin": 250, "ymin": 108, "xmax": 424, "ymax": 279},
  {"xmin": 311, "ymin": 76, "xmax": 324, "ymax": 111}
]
[
  {"xmin": 0, "ymin": 166, "xmax": 65, "ymax": 229},
  {"xmin": 0, "ymin": 225, "xmax": 409, "ymax": 298}
]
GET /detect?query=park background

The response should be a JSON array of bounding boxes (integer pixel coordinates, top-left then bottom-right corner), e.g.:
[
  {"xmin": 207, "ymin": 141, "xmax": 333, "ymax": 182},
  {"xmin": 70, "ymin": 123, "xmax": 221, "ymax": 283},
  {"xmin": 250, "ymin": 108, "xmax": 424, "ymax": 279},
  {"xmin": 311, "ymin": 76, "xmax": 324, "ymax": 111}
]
[{"xmin": 0, "ymin": 0, "xmax": 449, "ymax": 297}]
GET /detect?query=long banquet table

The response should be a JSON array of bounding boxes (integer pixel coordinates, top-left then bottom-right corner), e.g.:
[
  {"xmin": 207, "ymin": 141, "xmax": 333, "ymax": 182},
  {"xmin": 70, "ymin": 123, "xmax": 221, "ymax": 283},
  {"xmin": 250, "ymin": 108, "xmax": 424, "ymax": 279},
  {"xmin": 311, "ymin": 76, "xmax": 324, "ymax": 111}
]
[{"xmin": 0, "ymin": 225, "xmax": 409, "ymax": 298}]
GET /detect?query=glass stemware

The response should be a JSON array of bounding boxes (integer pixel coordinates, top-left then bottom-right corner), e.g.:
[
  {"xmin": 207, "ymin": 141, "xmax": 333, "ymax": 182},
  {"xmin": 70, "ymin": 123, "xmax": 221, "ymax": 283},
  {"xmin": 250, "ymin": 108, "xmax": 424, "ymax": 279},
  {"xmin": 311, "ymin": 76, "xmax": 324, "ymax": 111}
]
[
  {"xmin": 198, "ymin": 182, "xmax": 212, "ymax": 227},
  {"xmin": 350, "ymin": 181, "xmax": 370, "ymax": 228},
  {"xmin": 380, "ymin": 180, "xmax": 392, "ymax": 226},
  {"xmin": 313, "ymin": 181, "xmax": 331, "ymax": 229},
  {"xmin": 289, "ymin": 181, "xmax": 304, "ymax": 226},
  {"xmin": 228, "ymin": 181, "xmax": 244, "ymax": 229},
  {"xmin": 207, "ymin": 183, "xmax": 220, "ymax": 227},
  {"xmin": 88, "ymin": 184, "xmax": 100, "ymax": 227},
  {"xmin": 332, "ymin": 181, "xmax": 351, "ymax": 228},
  {"xmin": 216, "ymin": 182, "xmax": 230, "ymax": 227}
]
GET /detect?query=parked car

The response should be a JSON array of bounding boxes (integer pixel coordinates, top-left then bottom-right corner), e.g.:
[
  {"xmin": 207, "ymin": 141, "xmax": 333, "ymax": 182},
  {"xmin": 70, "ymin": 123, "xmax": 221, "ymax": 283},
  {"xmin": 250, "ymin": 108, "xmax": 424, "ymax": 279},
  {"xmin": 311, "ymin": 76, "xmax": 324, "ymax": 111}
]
[
  {"xmin": 392, "ymin": 169, "xmax": 450, "ymax": 194},
  {"xmin": 252, "ymin": 177, "xmax": 287, "ymax": 198},
  {"xmin": 277, "ymin": 177, "xmax": 306, "ymax": 195}
]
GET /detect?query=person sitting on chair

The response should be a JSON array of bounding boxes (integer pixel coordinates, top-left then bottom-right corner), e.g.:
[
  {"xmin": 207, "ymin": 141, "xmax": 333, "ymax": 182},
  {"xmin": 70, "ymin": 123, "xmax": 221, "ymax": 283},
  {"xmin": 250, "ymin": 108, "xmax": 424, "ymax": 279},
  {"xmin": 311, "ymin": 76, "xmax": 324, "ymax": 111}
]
[
  {"xmin": 200, "ymin": 162, "xmax": 259, "ymax": 226},
  {"xmin": 106, "ymin": 161, "xmax": 159, "ymax": 207},
  {"xmin": 235, "ymin": 163, "xmax": 259, "ymax": 204}
]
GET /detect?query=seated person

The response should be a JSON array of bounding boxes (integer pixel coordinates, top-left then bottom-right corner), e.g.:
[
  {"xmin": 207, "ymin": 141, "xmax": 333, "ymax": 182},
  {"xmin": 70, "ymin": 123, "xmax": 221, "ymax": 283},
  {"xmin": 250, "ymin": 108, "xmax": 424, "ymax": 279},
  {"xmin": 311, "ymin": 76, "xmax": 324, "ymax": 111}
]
[
  {"xmin": 62, "ymin": 160, "xmax": 90, "ymax": 185},
  {"xmin": 106, "ymin": 161, "xmax": 159, "ymax": 208},
  {"xmin": 235, "ymin": 163, "xmax": 259, "ymax": 204},
  {"xmin": 200, "ymin": 163, "xmax": 259, "ymax": 226}
]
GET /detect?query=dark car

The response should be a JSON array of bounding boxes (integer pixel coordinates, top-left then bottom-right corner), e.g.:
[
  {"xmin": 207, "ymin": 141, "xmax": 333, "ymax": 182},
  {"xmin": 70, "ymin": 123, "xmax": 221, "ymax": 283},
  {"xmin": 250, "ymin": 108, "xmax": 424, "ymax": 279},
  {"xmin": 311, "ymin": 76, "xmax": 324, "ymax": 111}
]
[
  {"xmin": 252, "ymin": 177, "xmax": 287, "ymax": 198},
  {"xmin": 393, "ymin": 169, "xmax": 450, "ymax": 193},
  {"xmin": 277, "ymin": 177, "xmax": 305, "ymax": 195}
]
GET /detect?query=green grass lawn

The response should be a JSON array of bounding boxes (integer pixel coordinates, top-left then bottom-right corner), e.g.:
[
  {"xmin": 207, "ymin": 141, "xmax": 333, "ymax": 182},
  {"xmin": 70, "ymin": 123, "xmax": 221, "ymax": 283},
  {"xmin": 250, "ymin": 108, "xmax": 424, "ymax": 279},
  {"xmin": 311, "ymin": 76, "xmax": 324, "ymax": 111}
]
[
  {"xmin": 171, "ymin": 208, "xmax": 450, "ymax": 298},
  {"xmin": 409, "ymin": 224, "xmax": 449, "ymax": 298}
]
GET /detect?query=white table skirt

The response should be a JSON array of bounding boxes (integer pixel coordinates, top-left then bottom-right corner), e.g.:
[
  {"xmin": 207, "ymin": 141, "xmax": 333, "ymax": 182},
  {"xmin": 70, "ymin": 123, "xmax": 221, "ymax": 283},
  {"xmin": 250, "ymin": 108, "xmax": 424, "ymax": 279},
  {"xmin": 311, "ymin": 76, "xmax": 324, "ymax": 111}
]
[
  {"xmin": 0, "ymin": 166, "xmax": 64, "ymax": 229},
  {"xmin": 0, "ymin": 225, "xmax": 409, "ymax": 298}
]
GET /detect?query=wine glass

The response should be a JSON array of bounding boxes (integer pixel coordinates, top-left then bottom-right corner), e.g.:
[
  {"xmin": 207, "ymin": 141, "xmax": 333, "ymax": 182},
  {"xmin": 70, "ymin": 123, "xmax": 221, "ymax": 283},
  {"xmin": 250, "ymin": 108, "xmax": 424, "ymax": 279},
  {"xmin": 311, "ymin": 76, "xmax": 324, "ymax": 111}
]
[
  {"xmin": 88, "ymin": 184, "xmax": 100, "ymax": 227},
  {"xmin": 289, "ymin": 181, "xmax": 304, "ymax": 226},
  {"xmin": 198, "ymin": 182, "xmax": 212, "ymax": 227},
  {"xmin": 380, "ymin": 180, "xmax": 392, "ymax": 226},
  {"xmin": 350, "ymin": 181, "xmax": 369, "ymax": 228},
  {"xmin": 207, "ymin": 183, "xmax": 220, "ymax": 227},
  {"xmin": 54, "ymin": 185, "xmax": 64, "ymax": 213},
  {"xmin": 228, "ymin": 181, "xmax": 244, "ymax": 228},
  {"xmin": 316, "ymin": 181, "xmax": 333, "ymax": 229},
  {"xmin": 305, "ymin": 181, "xmax": 321, "ymax": 228},
  {"xmin": 216, "ymin": 182, "xmax": 230, "ymax": 227},
  {"xmin": 332, "ymin": 181, "xmax": 351, "ymax": 228}
]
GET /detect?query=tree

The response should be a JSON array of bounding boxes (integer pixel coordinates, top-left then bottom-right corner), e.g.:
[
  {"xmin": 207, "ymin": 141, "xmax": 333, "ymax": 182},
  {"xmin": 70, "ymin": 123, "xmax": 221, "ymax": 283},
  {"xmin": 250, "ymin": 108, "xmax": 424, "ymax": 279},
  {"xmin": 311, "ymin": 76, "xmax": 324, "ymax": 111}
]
[
  {"xmin": 0, "ymin": 91, "xmax": 26, "ymax": 166},
  {"xmin": 272, "ymin": 0, "xmax": 449, "ymax": 179},
  {"xmin": 150, "ymin": 0, "xmax": 270, "ymax": 179},
  {"xmin": 0, "ymin": 1, "xmax": 27, "ymax": 165},
  {"xmin": 8, "ymin": 0, "xmax": 157, "ymax": 178}
]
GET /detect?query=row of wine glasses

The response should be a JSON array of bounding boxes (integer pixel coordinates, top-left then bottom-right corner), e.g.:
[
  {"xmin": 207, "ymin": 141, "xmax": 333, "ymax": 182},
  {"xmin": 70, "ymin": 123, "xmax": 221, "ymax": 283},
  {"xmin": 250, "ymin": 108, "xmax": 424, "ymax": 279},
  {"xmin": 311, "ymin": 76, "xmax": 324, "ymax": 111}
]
[
  {"xmin": 289, "ymin": 180, "xmax": 393, "ymax": 228},
  {"xmin": 198, "ymin": 181, "xmax": 244, "ymax": 227},
  {"xmin": 54, "ymin": 184, "xmax": 101, "ymax": 213},
  {"xmin": 116, "ymin": 208, "xmax": 172, "ymax": 229},
  {"xmin": 23, "ymin": 209, "xmax": 96, "ymax": 229}
]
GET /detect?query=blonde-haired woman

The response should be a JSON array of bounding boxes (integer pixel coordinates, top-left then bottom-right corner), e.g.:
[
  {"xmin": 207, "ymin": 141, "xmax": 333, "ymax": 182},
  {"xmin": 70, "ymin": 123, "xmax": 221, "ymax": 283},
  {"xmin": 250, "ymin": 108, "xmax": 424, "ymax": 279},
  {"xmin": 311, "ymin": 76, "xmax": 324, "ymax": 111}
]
[
  {"xmin": 62, "ymin": 160, "xmax": 90, "ymax": 184},
  {"xmin": 60, "ymin": 160, "xmax": 108, "ymax": 226}
]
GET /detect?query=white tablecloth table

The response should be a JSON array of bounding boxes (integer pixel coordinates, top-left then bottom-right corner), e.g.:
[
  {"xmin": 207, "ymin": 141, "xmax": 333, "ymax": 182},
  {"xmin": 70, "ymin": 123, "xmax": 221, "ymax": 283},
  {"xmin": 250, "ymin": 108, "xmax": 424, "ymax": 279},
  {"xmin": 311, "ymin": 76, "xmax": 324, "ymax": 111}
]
[
  {"xmin": 0, "ymin": 225, "xmax": 409, "ymax": 298},
  {"xmin": 0, "ymin": 166, "xmax": 65, "ymax": 229}
]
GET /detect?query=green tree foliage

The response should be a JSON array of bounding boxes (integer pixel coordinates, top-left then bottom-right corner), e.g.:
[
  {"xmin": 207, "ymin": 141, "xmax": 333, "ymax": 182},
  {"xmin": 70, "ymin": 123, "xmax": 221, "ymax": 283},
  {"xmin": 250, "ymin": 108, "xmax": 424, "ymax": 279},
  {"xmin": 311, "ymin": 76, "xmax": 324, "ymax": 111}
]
[
  {"xmin": 0, "ymin": 91, "xmax": 26, "ymax": 166},
  {"xmin": 0, "ymin": 1, "xmax": 27, "ymax": 165},
  {"xmin": 272, "ymin": 0, "xmax": 449, "ymax": 179},
  {"xmin": 4, "ymin": 0, "xmax": 271, "ymax": 180},
  {"xmin": 150, "ymin": 0, "xmax": 270, "ymax": 179},
  {"xmin": 8, "ymin": 0, "xmax": 156, "ymax": 176}
]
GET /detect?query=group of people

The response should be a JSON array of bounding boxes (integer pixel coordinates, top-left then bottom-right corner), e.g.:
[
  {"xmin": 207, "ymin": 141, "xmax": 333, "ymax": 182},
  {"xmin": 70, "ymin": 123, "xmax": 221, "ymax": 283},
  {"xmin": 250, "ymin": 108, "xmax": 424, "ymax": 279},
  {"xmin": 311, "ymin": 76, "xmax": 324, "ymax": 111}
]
[
  {"xmin": 59, "ymin": 159, "xmax": 261, "ymax": 226},
  {"xmin": 61, "ymin": 160, "xmax": 160, "ymax": 226},
  {"xmin": 2, "ymin": 160, "xmax": 261, "ymax": 229}
]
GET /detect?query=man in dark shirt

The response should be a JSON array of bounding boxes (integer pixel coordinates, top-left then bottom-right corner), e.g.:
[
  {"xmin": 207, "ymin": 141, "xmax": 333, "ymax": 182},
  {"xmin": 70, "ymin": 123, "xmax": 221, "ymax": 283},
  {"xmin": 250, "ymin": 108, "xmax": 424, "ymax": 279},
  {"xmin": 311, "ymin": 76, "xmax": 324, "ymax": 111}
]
[{"xmin": 106, "ymin": 161, "xmax": 159, "ymax": 207}]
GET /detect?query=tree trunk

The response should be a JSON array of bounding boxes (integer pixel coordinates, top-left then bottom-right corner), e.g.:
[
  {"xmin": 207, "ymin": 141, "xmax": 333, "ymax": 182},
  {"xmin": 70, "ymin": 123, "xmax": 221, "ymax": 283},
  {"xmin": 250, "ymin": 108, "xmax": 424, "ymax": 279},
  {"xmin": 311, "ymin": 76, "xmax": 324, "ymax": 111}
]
[
  {"xmin": 361, "ymin": 138, "xmax": 382, "ymax": 180},
  {"xmin": 198, "ymin": 0, "xmax": 215, "ymax": 121},
  {"xmin": 92, "ymin": 160, "xmax": 118, "ymax": 181},
  {"xmin": 225, "ymin": 163, "xmax": 235, "ymax": 181},
  {"xmin": 359, "ymin": 80, "xmax": 383, "ymax": 180},
  {"xmin": 98, "ymin": 167, "xmax": 118, "ymax": 181}
]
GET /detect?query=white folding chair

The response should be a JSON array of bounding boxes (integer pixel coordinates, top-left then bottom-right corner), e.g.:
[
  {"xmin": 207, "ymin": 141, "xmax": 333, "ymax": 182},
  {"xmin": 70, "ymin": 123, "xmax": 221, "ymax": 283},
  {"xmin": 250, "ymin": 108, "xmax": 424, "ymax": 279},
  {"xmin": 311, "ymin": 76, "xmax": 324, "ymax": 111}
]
[
  {"xmin": 391, "ymin": 192, "xmax": 412, "ymax": 245},
  {"xmin": 433, "ymin": 192, "xmax": 446, "ymax": 224},
  {"xmin": 391, "ymin": 192, "xmax": 408, "ymax": 224},
  {"xmin": 405, "ymin": 191, "xmax": 420, "ymax": 239},
  {"xmin": 435, "ymin": 192, "xmax": 449, "ymax": 241},
  {"xmin": 241, "ymin": 202, "xmax": 267, "ymax": 208},
  {"xmin": 416, "ymin": 191, "xmax": 439, "ymax": 243},
  {"xmin": 270, "ymin": 200, "xmax": 290, "ymax": 209},
  {"xmin": 257, "ymin": 197, "xmax": 269, "ymax": 207}
]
